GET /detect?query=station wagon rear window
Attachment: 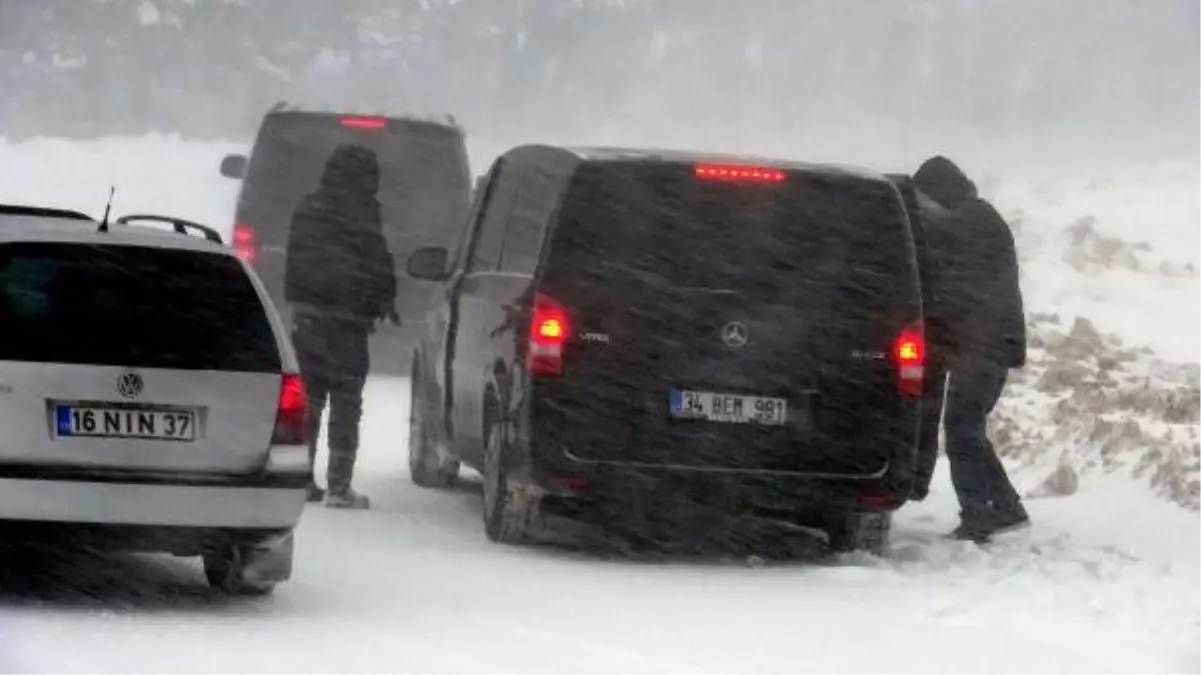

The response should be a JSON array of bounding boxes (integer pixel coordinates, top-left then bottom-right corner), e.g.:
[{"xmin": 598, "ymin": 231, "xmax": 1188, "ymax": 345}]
[{"xmin": 0, "ymin": 243, "xmax": 281, "ymax": 371}]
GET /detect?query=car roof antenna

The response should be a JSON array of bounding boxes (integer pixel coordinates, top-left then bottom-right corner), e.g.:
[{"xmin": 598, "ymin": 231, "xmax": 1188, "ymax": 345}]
[{"xmin": 97, "ymin": 186, "xmax": 115, "ymax": 233}]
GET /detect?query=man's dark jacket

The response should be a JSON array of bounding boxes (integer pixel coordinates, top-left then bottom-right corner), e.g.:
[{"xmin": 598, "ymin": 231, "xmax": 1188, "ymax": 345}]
[
  {"xmin": 284, "ymin": 144, "xmax": 396, "ymax": 323},
  {"xmin": 914, "ymin": 156, "xmax": 1026, "ymax": 369}
]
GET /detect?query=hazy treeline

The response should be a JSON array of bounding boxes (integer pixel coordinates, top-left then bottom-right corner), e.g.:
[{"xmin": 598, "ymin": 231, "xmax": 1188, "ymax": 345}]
[{"xmin": 1, "ymin": 0, "xmax": 1196, "ymax": 164}]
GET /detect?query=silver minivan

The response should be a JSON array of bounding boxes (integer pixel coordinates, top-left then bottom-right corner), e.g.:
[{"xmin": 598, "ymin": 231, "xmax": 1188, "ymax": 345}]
[{"xmin": 0, "ymin": 206, "xmax": 310, "ymax": 595}]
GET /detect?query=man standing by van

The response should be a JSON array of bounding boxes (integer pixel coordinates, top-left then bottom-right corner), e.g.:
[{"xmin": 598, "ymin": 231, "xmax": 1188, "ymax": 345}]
[
  {"xmin": 285, "ymin": 144, "xmax": 397, "ymax": 509},
  {"xmin": 912, "ymin": 155, "xmax": 1029, "ymax": 543}
]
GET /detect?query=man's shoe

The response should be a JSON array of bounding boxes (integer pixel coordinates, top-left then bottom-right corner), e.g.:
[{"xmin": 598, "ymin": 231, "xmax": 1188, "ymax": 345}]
[
  {"xmin": 324, "ymin": 488, "xmax": 370, "ymax": 510},
  {"xmin": 305, "ymin": 482, "xmax": 325, "ymax": 503},
  {"xmin": 946, "ymin": 520, "xmax": 993, "ymax": 544},
  {"xmin": 990, "ymin": 509, "xmax": 1031, "ymax": 536}
]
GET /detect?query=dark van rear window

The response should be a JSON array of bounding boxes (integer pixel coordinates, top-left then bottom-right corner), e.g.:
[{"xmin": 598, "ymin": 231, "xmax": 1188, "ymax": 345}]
[
  {"xmin": 0, "ymin": 243, "xmax": 281, "ymax": 372},
  {"xmin": 548, "ymin": 163, "xmax": 916, "ymax": 307},
  {"xmin": 242, "ymin": 114, "xmax": 472, "ymax": 251}
]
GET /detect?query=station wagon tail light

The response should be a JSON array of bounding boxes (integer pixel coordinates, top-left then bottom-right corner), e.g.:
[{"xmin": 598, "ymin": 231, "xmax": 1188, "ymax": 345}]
[
  {"xmin": 272, "ymin": 374, "xmax": 309, "ymax": 445},
  {"xmin": 340, "ymin": 116, "xmax": 386, "ymax": 130},
  {"xmin": 893, "ymin": 322, "xmax": 925, "ymax": 398},
  {"xmin": 694, "ymin": 164, "xmax": 785, "ymax": 182},
  {"xmin": 233, "ymin": 222, "xmax": 256, "ymax": 262},
  {"xmin": 528, "ymin": 292, "xmax": 571, "ymax": 377}
]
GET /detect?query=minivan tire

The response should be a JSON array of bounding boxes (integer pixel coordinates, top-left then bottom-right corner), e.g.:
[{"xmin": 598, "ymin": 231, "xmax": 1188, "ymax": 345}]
[
  {"xmin": 482, "ymin": 419, "xmax": 533, "ymax": 544},
  {"xmin": 203, "ymin": 533, "xmax": 292, "ymax": 596},
  {"xmin": 827, "ymin": 511, "xmax": 892, "ymax": 556},
  {"xmin": 408, "ymin": 360, "xmax": 459, "ymax": 488}
]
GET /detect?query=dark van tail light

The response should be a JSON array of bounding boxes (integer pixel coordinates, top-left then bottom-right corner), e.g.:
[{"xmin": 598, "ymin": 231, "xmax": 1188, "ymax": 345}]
[
  {"xmin": 893, "ymin": 322, "xmax": 925, "ymax": 398},
  {"xmin": 528, "ymin": 292, "xmax": 571, "ymax": 377},
  {"xmin": 272, "ymin": 374, "xmax": 309, "ymax": 445},
  {"xmin": 233, "ymin": 222, "xmax": 257, "ymax": 262}
]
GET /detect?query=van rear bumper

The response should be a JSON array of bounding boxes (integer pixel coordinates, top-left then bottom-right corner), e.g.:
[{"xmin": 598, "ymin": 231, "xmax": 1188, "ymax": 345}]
[{"xmin": 0, "ymin": 477, "xmax": 305, "ymax": 528}]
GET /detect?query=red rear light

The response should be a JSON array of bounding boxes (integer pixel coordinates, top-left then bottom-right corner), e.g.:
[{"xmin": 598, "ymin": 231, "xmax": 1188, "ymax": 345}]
[
  {"xmin": 340, "ymin": 116, "xmax": 386, "ymax": 130},
  {"xmin": 272, "ymin": 374, "xmax": 309, "ymax": 445},
  {"xmin": 695, "ymin": 164, "xmax": 785, "ymax": 182},
  {"xmin": 528, "ymin": 292, "xmax": 571, "ymax": 377},
  {"xmin": 233, "ymin": 222, "xmax": 256, "ymax": 262},
  {"xmin": 859, "ymin": 491, "xmax": 901, "ymax": 509},
  {"xmin": 893, "ymin": 322, "xmax": 925, "ymax": 398}
]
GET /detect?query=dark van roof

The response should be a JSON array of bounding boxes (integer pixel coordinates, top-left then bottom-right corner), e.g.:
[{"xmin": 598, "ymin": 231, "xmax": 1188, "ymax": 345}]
[
  {"xmin": 260, "ymin": 102, "xmax": 464, "ymax": 131},
  {"xmin": 504, "ymin": 144, "xmax": 894, "ymax": 186}
]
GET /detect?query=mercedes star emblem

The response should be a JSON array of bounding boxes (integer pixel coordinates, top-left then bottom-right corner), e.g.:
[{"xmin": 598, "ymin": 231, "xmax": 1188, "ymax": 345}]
[
  {"xmin": 721, "ymin": 321, "xmax": 750, "ymax": 348},
  {"xmin": 117, "ymin": 372, "xmax": 144, "ymax": 399}
]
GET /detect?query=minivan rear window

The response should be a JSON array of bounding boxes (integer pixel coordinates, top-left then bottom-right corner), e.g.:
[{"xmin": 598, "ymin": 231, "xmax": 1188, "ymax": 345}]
[
  {"xmin": 548, "ymin": 163, "xmax": 915, "ymax": 307},
  {"xmin": 242, "ymin": 114, "xmax": 472, "ymax": 250},
  {"xmin": 0, "ymin": 243, "xmax": 281, "ymax": 372}
]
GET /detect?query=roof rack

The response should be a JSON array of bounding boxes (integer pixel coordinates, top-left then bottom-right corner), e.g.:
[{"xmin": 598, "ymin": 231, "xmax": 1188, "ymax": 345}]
[
  {"xmin": 0, "ymin": 204, "xmax": 95, "ymax": 222},
  {"xmin": 113, "ymin": 214, "xmax": 224, "ymax": 244}
]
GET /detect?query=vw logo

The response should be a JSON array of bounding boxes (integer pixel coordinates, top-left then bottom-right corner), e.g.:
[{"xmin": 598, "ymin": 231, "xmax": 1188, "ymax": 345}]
[
  {"xmin": 721, "ymin": 321, "xmax": 750, "ymax": 348},
  {"xmin": 117, "ymin": 372, "xmax": 144, "ymax": 399}
]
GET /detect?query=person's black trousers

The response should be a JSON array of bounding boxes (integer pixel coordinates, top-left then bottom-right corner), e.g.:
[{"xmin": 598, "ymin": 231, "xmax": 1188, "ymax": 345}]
[
  {"xmin": 943, "ymin": 361, "xmax": 1025, "ymax": 523},
  {"xmin": 292, "ymin": 314, "xmax": 371, "ymax": 494}
]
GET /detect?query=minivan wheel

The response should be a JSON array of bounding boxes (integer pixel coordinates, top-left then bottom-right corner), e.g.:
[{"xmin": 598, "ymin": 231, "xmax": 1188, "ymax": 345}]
[
  {"xmin": 827, "ymin": 511, "xmax": 892, "ymax": 556},
  {"xmin": 482, "ymin": 421, "xmax": 533, "ymax": 544},
  {"xmin": 408, "ymin": 362, "xmax": 459, "ymax": 488}
]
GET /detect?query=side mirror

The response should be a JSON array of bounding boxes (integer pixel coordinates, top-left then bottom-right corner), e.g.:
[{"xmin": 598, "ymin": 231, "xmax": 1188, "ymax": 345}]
[
  {"xmin": 407, "ymin": 246, "xmax": 450, "ymax": 281},
  {"xmin": 220, "ymin": 154, "xmax": 248, "ymax": 179}
]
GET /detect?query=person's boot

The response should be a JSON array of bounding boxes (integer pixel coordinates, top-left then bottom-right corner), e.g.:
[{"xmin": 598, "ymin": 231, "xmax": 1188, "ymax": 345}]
[
  {"xmin": 945, "ymin": 508, "xmax": 995, "ymax": 544},
  {"xmin": 989, "ymin": 504, "xmax": 1031, "ymax": 536},
  {"xmin": 324, "ymin": 486, "xmax": 370, "ymax": 510},
  {"xmin": 947, "ymin": 520, "xmax": 992, "ymax": 544},
  {"xmin": 305, "ymin": 481, "xmax": 325, "ymax": 503},
  {"xmin": 324, "ymin": 446, "xmax": 367, "ymax": 509}
]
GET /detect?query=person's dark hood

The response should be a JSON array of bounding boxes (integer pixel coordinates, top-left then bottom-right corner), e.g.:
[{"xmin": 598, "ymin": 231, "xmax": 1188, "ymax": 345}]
[
  {"xmin": 319, "ymin": 143, "xmax": 380, "ymax": 196},
  {"xmin": 913, "ymin": 155, "xmax": 976, "ymax": 210}
]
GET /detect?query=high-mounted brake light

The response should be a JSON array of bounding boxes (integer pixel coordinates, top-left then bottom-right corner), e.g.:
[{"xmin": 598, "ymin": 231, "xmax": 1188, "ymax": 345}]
[
  {"xmin": 233, "ymin": 222, "xmax": 256, "ymax": 262},
  {"xmin": 695, "ymin": 164, "xmax": 786, "ymax": 182},
  {"xmin": 528, "ymin": 292, "xmax": 570, "ymax": 377},
  {"xmin": 272, "ymin": 374, "xmax": 309, "ymax": 445},
  {"xmin": 893, "ymin": 322, "xmax": 925, "ymax": 398},
  {"xmin": 340, "ymin": 116, "xmax": 386, "ymax": 130}
]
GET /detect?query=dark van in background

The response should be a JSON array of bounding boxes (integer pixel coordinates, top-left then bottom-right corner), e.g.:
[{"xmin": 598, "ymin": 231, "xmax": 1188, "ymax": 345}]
[
  {"xmin": 406, "ymin": 145, "xmax": 926, "ymax": 553},
  {"xmin": 219, "ymin": 104, "xmax": 473, "ymax": 374}
]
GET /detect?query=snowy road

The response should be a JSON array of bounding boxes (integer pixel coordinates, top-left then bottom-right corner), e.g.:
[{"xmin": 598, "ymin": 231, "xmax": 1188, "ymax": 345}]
[{"xmin": 0, "ymin": 376, "xmax": 1195, "ymax": 673}]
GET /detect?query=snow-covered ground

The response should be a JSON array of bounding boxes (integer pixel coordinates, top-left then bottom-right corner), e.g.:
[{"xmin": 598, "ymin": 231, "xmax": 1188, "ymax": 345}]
[
  {"xmin": 0, "ymin": 376, "xmax": 1195, "ymax": 673},
  {"xmin": 0, "ymin": 136, "xmax": 1196, "ymax": 672}
]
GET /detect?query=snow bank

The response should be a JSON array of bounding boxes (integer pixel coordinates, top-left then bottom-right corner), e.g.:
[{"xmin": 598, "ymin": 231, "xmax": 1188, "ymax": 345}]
[
  {"xmin": 985, "ymin": 161, "xmax": 1201, "ymax": 510},
  {"xmin": 0, "ymin": 134, "xmax": 1196, "ymax": 509}
]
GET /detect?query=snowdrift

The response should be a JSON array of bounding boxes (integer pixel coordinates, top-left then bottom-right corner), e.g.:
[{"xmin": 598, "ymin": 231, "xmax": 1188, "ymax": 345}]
[{"xmin": 0, "ymin": 135, "xmax": 1196, "ymax": 510}]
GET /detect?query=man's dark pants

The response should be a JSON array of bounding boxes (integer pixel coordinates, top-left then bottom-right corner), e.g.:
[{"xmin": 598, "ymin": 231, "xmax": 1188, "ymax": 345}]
[
  {"xmin": 943, "ymin": 360, "xmax": 1025, "ymax": 523},
  {"xmin": 292, "ymin": 314, "xmax": 371, "ymax": 494}
]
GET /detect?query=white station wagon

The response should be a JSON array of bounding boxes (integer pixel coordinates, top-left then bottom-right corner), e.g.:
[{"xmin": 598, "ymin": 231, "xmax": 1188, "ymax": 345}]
[{"xmin": 0, "ymin": 205, "xmax": 311, "ymax": 595}]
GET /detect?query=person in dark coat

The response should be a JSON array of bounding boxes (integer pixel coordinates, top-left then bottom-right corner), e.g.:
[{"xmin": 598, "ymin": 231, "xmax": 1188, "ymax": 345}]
[
  {"xmin": 285, "ymin": 143, "xmax": 397, "ymax": 509},
  {"xmin": 912, "ymin": 155, "xmax": 1029, "ymax": 542}
]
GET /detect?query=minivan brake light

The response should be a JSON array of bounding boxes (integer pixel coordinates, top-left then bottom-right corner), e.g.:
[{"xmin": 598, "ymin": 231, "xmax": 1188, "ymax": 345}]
[
  {"xmin": 695, "ymin": 164, "xmax": 785, "ymax": 182},
  {"xmin": 233, "ymin": 222, "xmax": 257, "ymax": 262},
  {"xmin": 340, "ymin": 116, "xmax": 386, "ymax": 130},
  {"xmin": 893, "ymin": 322, "xmax": 925, "ymax": 398},
  {"xmin": 528, "ymin": 292, "xmax": 571, "ymax": 377}
]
